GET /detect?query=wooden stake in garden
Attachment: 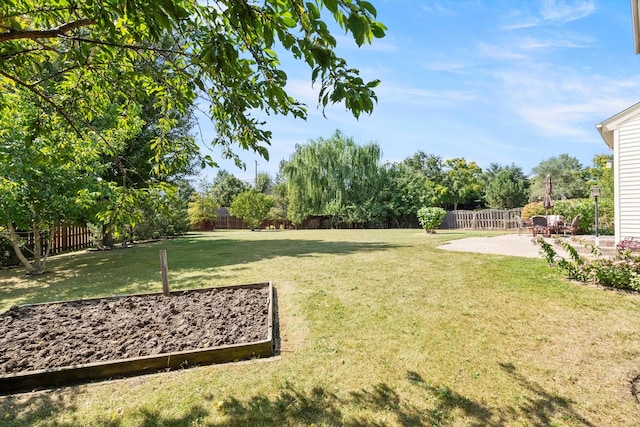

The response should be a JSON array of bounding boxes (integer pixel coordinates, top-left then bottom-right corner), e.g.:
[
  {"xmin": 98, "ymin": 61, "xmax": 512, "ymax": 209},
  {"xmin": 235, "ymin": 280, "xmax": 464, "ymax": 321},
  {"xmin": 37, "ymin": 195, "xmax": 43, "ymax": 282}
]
[{"xmin": 160, "ymin": 249, "xmax": 170, "ymax": 296}]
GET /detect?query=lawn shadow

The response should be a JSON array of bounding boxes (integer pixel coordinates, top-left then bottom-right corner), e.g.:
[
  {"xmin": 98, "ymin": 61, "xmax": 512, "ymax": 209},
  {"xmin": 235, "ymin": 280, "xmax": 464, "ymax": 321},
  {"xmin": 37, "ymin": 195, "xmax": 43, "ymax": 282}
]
[
  {"xmin": 0, "ymin": 386, "xmax": 212, "ymax": 426},
  {"xmin": 0, "ymin": 375, "xmax": 487, "ymax": 426},
  {"xmin": 405, "ymin": 371, "xmax": 494, "ymax": 426},
  {"xmin": 497, "ymin": 362, "xmax": 596, "ymax": 426},
  {"xmin": 1, "ymin": 236, "xmax": 399, "ymax": 309},
  {"xmin": 0, "ymin": 388, "xmax": 81, "ymax": 426}
]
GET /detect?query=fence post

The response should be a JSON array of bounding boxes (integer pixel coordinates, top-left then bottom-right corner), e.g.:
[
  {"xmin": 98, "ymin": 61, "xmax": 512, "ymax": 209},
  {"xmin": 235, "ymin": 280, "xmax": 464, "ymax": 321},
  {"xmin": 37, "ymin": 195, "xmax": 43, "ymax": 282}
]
[{"xmin": 160, "ymin": 249, "xmax": 170, "ymax": 296}]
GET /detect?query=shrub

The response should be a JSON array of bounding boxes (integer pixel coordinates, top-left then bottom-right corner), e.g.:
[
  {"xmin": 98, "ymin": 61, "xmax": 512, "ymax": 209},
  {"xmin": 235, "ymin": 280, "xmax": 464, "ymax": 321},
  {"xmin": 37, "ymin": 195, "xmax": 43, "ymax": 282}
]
[
  {"xmin": 417, "ymin": 207, "xmax": 446, "ymax": 233},
  {"xmin": 538, "ymin": 239, "xmax": 640, "ymax": 292},
  {"xmin": 521, "ymin": 202, "xmax": 545, "ymax": 221}
]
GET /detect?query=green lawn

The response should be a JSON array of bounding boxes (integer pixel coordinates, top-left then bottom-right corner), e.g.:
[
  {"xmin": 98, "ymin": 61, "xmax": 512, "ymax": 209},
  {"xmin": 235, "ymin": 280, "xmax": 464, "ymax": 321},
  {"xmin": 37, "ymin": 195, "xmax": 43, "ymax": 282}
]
[{"xmin": 1, "ymin": 229, "xmax": 639, "ymax": 426}]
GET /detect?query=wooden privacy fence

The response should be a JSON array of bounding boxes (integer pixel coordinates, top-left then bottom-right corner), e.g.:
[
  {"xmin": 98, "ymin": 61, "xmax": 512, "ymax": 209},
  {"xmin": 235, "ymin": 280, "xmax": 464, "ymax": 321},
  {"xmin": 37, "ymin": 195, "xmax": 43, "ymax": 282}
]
[
  {"xmin": 441, "ymin": 209, "xmax": 522, "ymax": 230},
  {"xmin": 197, "ymin": 207, "xmax": 524, "ymax": 231},
  {"xmin": 18, "ymin": 225, "xmax": 93, "ymax": 255}
]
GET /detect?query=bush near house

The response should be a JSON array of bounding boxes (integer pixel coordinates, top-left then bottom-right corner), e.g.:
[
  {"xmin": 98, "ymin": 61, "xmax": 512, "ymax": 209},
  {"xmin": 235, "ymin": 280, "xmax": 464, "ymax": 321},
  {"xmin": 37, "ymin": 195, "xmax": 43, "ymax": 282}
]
[{"xmin": 539, "ymin": 239, "xmax": 640, "ymax": 292}]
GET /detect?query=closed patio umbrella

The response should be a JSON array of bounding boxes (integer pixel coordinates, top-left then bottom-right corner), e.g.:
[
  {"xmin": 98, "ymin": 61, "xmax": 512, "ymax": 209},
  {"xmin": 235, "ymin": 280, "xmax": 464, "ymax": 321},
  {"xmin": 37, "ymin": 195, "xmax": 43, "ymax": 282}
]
[{"xmin": 543, "ymin": 174, "xmax": 553, "ymax": 215}]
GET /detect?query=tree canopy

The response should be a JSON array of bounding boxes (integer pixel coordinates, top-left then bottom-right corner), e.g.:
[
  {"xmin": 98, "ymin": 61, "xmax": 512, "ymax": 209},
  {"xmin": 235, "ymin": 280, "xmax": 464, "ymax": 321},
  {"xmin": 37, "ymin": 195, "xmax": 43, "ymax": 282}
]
[
  {"xmin": 283, "ymin": 130, "xmax": 383, "ymax": 226},
  {"xmin": 442, "ymin": 158, "xmax": 483, "ymax": 210},
  {"xmin": 483, "ymin": 163, "xmax": 529, "ymax": 209},
  {"xmin": 209, "ymin": 170, "xmax": 251, "ymax": 207},
  {"xmin": 529, "ymin": 154, "xmax": 588, "ymax": 201},
  {"xmin": 0, "ymin": 90, "xmax": 108, "ymax": 273},
  {"xmin": 0, "ymin": 0, "xmax": 386, "ymax": 168},
  {"xmin": 229, "ymin": 191, "xmax": 275, "ymax": 230}
]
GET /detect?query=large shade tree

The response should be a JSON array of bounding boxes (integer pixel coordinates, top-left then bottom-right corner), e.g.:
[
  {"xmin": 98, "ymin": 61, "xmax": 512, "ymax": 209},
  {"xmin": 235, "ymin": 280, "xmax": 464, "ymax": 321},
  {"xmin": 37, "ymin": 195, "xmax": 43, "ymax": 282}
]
[
  {"xmin": 0, "ymin": 0, "xmax": 386, "ymax": 168},
  {"xmin": 1, "ymin": 0, "xmax": 385, "ymax": 268},
  {"xmin": 398, "ymin": 151, "xmax": 448, "ymax": 206},
  {"xmin": 529, "ymin": 154, "xmax": 588, "ymax": 201},
  {"xmin": 209, "ymin": 170, "xmax": 251, "ymax": 207}
]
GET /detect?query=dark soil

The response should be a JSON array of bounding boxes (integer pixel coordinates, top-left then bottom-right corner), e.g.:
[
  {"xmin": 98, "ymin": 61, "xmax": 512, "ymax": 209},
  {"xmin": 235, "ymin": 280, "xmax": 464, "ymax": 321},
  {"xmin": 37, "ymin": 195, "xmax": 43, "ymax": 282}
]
[{"xmin": 0, "ymin": 287, "xmax": 269, "ymax": 375}]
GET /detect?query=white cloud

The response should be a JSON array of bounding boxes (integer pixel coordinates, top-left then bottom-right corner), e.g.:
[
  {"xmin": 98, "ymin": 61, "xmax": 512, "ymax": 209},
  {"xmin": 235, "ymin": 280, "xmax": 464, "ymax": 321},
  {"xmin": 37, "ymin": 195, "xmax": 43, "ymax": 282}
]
[
  {"xmin": 377, "ymin": 84, "xmax": 477, "ymax": 106},
  {"xmin": 420, "ymin": 2, "xmax": 458, "ymax": 16},
  {"xmin": 478, "ymin": 42, "xmax": 529, "ymax": 60},
  {"xmin": 540, "ymin": 0, "xmax": 595, "ymax": 24},
  {"xmin": 493, "ymin": 65, "xmax": 640, "ymax": 140}
]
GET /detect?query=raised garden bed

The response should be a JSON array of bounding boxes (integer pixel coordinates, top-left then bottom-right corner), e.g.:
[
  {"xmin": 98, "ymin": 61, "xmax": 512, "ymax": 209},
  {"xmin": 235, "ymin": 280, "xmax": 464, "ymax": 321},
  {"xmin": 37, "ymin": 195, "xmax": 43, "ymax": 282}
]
[{"xmin": 0, "ymin": 282, "xmax": 274, "ymax": 395}]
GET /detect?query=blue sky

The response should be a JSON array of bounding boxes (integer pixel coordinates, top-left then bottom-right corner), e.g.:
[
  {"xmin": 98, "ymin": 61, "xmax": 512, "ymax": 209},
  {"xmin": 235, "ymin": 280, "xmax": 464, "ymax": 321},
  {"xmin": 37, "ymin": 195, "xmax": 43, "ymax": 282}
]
[{"xmin": 195, "ymin": 0, "xmax": 640, "ymax": 185}]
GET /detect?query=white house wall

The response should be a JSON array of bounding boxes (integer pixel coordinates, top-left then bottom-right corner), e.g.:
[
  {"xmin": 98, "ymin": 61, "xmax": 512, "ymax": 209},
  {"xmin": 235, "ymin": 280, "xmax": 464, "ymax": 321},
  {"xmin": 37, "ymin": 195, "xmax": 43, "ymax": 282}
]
[{"xmin": 617, "ymin": 116, "xmax": 640, "ymax": 239}]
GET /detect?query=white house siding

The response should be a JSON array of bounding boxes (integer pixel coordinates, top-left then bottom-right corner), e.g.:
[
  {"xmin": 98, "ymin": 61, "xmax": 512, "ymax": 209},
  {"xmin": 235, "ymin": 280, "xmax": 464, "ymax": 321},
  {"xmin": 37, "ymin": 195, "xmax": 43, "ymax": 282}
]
[{"xmin": 617, "ymin": 117, "xmax": 640, "ymax": 239}]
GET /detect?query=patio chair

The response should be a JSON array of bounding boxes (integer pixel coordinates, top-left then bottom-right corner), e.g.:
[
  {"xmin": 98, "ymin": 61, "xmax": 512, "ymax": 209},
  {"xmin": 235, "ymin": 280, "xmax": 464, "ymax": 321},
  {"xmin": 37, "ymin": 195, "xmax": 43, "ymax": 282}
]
[
  {"xmin": 546, "ymin": 214, "xmax": 564, "ymax": 235},
  {"xmin": 530, "ymin": 215, "xmax": 549, "ymax": 237},
  {"xmin": 560, "ymin": 215, "xmax": 580, "ymax": 236}
]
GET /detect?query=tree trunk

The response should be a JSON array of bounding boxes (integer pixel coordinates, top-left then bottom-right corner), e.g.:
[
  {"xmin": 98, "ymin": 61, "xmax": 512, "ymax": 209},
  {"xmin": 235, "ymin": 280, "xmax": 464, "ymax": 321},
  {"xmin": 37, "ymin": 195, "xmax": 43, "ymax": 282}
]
[
  {"xmin": 5, "ymin": 223, "xmax": 39, "ymax": 274},
  {"xmin": 31, "ymin": 221, "xmax": 44, "ymax": 273},
  {"xmin": 102, "ymin": 223, "xmax": 114, "ymax": 248}
]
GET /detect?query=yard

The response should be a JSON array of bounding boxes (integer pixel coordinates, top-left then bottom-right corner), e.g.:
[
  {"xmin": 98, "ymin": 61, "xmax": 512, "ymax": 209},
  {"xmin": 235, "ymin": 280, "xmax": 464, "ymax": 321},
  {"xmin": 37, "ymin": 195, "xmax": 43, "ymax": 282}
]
[{"xmin": 1, "ymin": 229, "xmax": 639, "ymax": 426}]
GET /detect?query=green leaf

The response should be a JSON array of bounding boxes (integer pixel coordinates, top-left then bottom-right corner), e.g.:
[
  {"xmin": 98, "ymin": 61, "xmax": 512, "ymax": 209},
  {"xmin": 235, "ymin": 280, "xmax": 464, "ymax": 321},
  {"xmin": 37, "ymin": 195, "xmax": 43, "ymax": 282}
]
[
  {"xmin": 323, "ymin": 0, "xmax": 339, "ymax": 14},
  {"xmin": 281, "ymin": 14, "xmax": 297, "ymax": 28},
  {"xmin": 306, "ymin": 2, "xmax": 320, "ymax": 20},
  {"xmin": 371, "ymin": 22, "xmax": 386, "ymax": 38},
  {"xmin": 359, "ymin": 1, "xmax": 377, "ymax": 17}
]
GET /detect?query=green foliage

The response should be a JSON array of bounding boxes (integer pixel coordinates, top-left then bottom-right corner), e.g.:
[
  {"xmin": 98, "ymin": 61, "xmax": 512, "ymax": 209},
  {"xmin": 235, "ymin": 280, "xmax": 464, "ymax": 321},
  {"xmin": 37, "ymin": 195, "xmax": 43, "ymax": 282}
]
[
  {"xmin": 396, "ymin": 152, "xmax": 448, "ymax": 208},
  {"xmin": 255, "ymin": 172, "xmax": 274, "ymax": 194},
  {"xmin": 549, "ymin": 198, "xmax": 613, "ymax": 235},
  {"xmin": 132, "ymin": 189, "xmax": 190, "ymax": 239},
  {"xmin": 187, "ymin": 187, "xmax": 218, "ymax": 229},
  {"xmin": 588, "ymin": 154, "xmax": 614, "ymax": 200},
  {"xmin": 0, "ymin": 0, "xmax": 386, "ymax": 169},
  {"xmin": 520, "ymin": 202, "xmax": 546, "ymax": 221},
  {"xmin": 229, "ymin": 191, "xmax": 275, "ymax": 230},
  {"xmin": 283, "ymin": 130, "xmax": 383, "ymax": 227},
  {"xmin": 417, "ymin": 207, "xmax": 446, "ymax": 233},
  {"xmin": 210, "ymin": 170, "xmax": 251, "ymax": 207},
  {"xmin": 442, "ymin": 158, "xmax": 483, "ymax": 210},
  {"xmin": 529, "ymin": 154, "xmax": 588, "ymax": 201},
  {"xmin": 483, "ymin": 164, "xmax": 529, "ymax": 209},
  {"xmin": 522, "ymin": 197, "xmax": 613, "ymax": 236},
  {"xmin": 538, "ymin": 239, "xmax": 640, "ymax": 292},
  {"xmin": 0, "ymin": 89, "xmax": 109, "ymax": 273}
]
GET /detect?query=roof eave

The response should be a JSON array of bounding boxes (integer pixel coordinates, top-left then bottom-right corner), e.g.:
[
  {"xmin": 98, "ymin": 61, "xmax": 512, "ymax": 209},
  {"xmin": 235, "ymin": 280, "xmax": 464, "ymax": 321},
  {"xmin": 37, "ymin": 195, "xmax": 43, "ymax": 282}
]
[{"xmin": 595, "ymin": 123, "xmax": 614, "ymax": 149}]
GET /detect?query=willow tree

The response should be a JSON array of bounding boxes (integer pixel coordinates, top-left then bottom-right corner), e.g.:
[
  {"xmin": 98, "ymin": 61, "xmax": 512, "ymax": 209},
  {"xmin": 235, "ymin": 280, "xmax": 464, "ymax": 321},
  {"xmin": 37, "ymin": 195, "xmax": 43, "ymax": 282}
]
[
  {"xmin": 1, "ymin": 0, "xmax": 386, "ymax": 168},
  {"xmin": 283, "ymin": 130, "xmax": 383, "ymax": 227}
]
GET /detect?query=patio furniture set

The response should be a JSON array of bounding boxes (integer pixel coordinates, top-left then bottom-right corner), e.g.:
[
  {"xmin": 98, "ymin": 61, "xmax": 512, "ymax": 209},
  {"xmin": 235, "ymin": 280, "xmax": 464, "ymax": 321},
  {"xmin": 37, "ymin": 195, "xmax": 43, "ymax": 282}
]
[{"xmin": 517, "ymin": 215, "xmax": 580, "ymax": 238}]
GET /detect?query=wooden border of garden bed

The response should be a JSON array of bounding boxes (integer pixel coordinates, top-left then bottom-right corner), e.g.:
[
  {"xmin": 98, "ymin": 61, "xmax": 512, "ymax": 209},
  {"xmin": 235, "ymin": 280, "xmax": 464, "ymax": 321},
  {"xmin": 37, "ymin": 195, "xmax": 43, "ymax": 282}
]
[{"xmin": 0, "ymin": 282, "xmax": 274, "ymax": 395}]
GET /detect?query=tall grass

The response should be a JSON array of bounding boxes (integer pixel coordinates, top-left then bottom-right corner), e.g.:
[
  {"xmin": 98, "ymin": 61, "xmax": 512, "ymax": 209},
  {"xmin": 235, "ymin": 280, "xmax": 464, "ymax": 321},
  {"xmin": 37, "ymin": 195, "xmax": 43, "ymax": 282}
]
[{"xmin": 1, "ymin": 229, "xmax": 639, "ymax": 426}]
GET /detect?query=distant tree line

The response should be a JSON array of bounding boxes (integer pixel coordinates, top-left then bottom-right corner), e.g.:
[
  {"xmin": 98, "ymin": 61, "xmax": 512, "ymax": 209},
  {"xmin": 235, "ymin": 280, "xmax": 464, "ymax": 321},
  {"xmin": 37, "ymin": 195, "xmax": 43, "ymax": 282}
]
[{"xmin": 188, "ymin": 130, "xmax": 613, "ymax": 231}]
